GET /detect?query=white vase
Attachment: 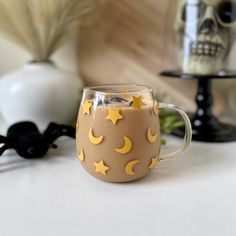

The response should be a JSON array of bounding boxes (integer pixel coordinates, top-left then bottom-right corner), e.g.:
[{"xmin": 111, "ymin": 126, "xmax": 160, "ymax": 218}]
[{"xmin": 0, "ymin": 62, "xmax": 83, "ymax": 129}]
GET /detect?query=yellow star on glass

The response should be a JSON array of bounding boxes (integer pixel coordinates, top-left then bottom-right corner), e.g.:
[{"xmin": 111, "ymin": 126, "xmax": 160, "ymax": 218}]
[
  {"xmin": 148, "ymin": 157, "xmax": 158, "ymax": 169},
  {"xmin": 94, "ymin": 160, "xmax": 110, "ymax": 176},
  {"xmin": 83, "ymin": 99, "xmax": 92, "ymax": 115},
  {"xmin": 153, "ymin": 101, "xmax": 159, "ymax": 116},
  {"xmin": 105, "ymin": 108, "xmax": 124, "ymax": 125},
  {"xmin": 132, "ymin": 96, "xmax": 143, "ymax": 111}
]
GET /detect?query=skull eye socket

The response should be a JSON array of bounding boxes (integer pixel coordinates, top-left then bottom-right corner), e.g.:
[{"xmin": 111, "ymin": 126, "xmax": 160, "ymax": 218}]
[
  {"xmin": 182, "ymin": 2, "xmax": 206, "ymax": 23},
  {"xmin": 217, "ymin": 1, "xmax": 236, "ymax": 24}
]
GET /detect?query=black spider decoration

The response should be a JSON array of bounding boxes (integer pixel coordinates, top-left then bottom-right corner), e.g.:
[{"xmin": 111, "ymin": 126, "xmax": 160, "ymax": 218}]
[{"xmin": 0, "ymin": 121, "xmax": 76, "ymax": 159}]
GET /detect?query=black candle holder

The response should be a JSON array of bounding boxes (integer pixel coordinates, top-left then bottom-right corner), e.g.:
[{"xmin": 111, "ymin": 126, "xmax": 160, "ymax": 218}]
[{"xmin": 160, "ymin": 70, "xmax": 236, "ymax": 143}]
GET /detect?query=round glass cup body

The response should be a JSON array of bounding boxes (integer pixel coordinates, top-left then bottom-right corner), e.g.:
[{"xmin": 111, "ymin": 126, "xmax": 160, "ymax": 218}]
[{"xmin": 76, "ymin": 85, "xmax": 161, "ymax": 182}]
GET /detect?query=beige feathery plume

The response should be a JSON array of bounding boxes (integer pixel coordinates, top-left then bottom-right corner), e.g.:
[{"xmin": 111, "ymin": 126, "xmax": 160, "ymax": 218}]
[{"xmin": 0, "ymin": 0, "xmax": 102, "ymax": 61}]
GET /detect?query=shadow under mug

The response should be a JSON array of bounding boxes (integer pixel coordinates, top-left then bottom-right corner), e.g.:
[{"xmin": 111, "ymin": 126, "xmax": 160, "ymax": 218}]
[{"xmin": 76, "ymin": 84, "xmax": 192, "ymax": 183}]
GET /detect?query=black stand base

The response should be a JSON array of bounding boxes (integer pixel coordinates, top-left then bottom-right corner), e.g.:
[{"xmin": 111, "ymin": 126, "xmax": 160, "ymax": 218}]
[
  {"xmin": 160, "ymin": 71, "xmax": 236, "ymax": 143},
  {"xmin": 173, "ymin": 115, "xmax": 236, "ymax": 143}
]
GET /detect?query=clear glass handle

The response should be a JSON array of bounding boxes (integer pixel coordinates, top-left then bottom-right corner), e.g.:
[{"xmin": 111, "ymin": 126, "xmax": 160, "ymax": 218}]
[{"xmin": 159, "ymin": 103, "xmax": 192, "ymax": 161}]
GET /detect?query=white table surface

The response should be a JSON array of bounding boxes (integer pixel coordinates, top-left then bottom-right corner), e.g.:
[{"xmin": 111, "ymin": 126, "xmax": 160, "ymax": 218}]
[{"xmin": 1, "ymin": 122, "xmax": 236, "ymax": 236}]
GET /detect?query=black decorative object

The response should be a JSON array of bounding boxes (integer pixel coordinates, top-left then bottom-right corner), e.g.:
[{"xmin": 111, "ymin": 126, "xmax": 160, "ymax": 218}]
[
  {"xmin": 0, "ymin": 121, "xmax": 75, "ymax": 158},
  {"xmin": 160, "ymin": 70, "xmax": 236, "ymax": 143}
]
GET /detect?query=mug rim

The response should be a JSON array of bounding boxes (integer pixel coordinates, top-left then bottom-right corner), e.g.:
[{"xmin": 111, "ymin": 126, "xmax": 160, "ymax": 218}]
[{"xmin": 84, "ymin": 84, "xmax": 153, "ymax": 95}]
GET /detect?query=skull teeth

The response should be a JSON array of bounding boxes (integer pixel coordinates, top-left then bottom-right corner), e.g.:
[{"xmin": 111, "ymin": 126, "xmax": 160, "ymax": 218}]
[{"xmin": 190, "ymin": 42, "xmax": 223, "ymax": 57}]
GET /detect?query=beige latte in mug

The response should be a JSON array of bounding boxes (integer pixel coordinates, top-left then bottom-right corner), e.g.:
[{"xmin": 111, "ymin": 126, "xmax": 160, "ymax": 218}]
[{"xmin": 76, "ymin": 85, "xmax": 192, "ymax": 183}]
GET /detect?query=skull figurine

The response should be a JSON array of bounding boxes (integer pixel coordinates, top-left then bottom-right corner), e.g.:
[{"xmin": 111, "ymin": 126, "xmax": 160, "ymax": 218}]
[{"xmin": 175, "ymin": 0, "xmax": 236, "ymax": 75}]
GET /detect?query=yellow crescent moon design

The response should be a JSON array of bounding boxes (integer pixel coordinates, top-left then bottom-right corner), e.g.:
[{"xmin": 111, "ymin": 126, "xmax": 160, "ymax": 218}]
[
  {"xmin": 125, "ymin": 160, "xmax": 140, "ymax": 176},
  {"xmin": 78, "ymin": 149, "xmax": 84, "ymax": 162},
  {"xmin": 147, "ymin": 128, "xmax": 157, "ymax": 143},
  {"xmin": 115, "ymin": 136, "xmax": 132, "ymax": 154},
  {"xmin": 88, "ymin": 128, "xmax": 104, "ymax": 145}
]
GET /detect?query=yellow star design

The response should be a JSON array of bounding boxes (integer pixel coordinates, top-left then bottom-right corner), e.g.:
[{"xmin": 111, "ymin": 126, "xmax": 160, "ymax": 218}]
[
  {"xmin": 106, "ymin": 108, "xmax": 124, "ymax": 125},
  {"xmin": 132, "ymin": 96, "xmax": 143, "ymax": 111},
  {"xmin": 94, "ymin": 160, "xmax": 110, "ymax": 176},
  {"xmin": 153, "ymin": 101, "xmax": 159, "ymax": 116},
  {"xmin": 83, "ymin": 99, "xmax": 92, "ymax": 115},
  {"xmin": 148, "ymin": 156, "xmax": 158, "ymax": 169}
]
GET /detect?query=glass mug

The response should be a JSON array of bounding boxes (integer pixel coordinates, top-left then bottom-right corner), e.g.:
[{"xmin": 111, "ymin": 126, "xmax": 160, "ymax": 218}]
[{"xmin": 76, "ymin": 85, "xmax": 192, "ymax": 183}]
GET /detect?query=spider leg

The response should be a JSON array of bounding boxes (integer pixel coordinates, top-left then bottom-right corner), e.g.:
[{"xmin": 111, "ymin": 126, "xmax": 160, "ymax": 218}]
[
  {"xmin": 43, "ymin": 123, "xmax": 76, "ymax": 144},
  {"xmin": 0, "ymin": 144, "xmax": 14, "ymax": 156},
  {"xmin": 0, "ymin": 135, "xmax": 7, "ymax": 144}
]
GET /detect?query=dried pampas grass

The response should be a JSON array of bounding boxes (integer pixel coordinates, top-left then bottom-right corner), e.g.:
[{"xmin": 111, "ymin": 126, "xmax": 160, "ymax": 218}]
[{"xmin": 0, "ymin": 0, "xmax": 102, "ymax": 62}]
